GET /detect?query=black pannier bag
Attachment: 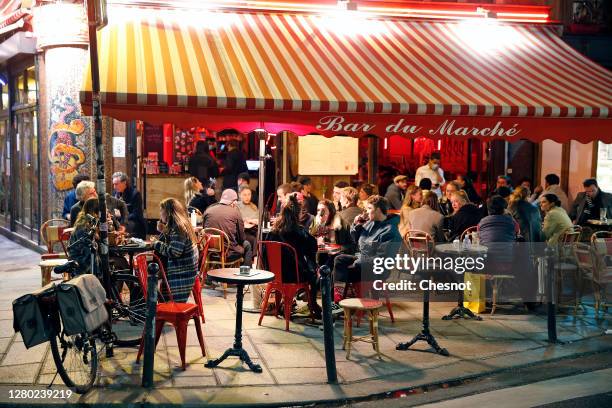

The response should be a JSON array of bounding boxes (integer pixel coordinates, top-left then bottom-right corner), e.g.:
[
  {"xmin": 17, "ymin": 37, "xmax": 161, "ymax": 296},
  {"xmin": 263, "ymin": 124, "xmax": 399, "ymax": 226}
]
[
  {"xmin": 57, "ymin": 274, "xmax": 109, "ymax": 336},
  {"xmin": 12, "ymin": 283, "xmax": 58, "ymax": 349}
]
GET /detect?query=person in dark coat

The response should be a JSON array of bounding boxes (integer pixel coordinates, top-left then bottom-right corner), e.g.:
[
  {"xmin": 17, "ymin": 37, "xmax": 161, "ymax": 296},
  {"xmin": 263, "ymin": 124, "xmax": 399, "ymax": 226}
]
[
  {"xmin": 112, "ymin": 172, "xmax": 146, "ymax": 239},
  {"xmin": 222, "ymin": 140, "xmax": 248, "ymax": 191},
  {"xmin": 384, "ymin": 175, "xmax": 408, "ymax": 210},
  {"xmin": 455, "ymin": 174, "xmax": 481, "ymax": 204},
  {"xmin": 68, "ymin": 198, "xmax": 100, "ymax": 275},
  {"xmin": 266, "ymin": 194, "xmax": 321, "ymax": 319},
  {"xmin": 299, "ymin": 177, "xmax": 319, "ymax": 216},
  {"xmin": 63, "ymin": 174, "xmax": 90, "ymax": 220},
  {"xmin": 70, "ymin": 180, "xmax": 98, "ymax": 227},
  {"xmin": 188, "ymin": 141, "xmax": 218, "ymax": 185},
  {"xmin": 203, "ymin": 189, "xmax": 253, "ymax": 265},
  {"xmin": 569, "ymin": 178, "xmax": 612, "ymax": 226},
  {"xmin": 478, "ymin": 196, "xmax": 517, "ymax": 278},
  {"xmin": 184, "ymin": 176, "xmax": 216, "ymax": 215},
  {"xmin": 446, "ymin": 190, "xmax": 483, "ymax": 241},
  {"xmin": 509, "ymin": 186, "xmax": 543, "ymax": 242},
  {"xmin": 152, "ymin": 198, "xmax": 199, "ymax": 303},
  {"xmin": 333, "ymin": 195, "xmax": 402, "ymax": 284}
]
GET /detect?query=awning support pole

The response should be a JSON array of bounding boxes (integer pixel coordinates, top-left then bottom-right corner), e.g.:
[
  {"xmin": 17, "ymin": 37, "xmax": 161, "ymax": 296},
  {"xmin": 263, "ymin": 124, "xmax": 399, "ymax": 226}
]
[{"xmin": 86, "ymin": 0, "xmax": 112, "ymax": 345}]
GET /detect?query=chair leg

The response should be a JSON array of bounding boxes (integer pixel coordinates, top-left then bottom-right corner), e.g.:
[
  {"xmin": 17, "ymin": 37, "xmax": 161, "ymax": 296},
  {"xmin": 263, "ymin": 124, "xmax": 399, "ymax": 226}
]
[
  {"xmin": 175, "ymin": 319, "xmax": 189, "ymax": 370},
  {"xmin": 223, "ymin": 283, "xmax": 228, "ymax": 299},
  {"xmin": 345, "ymin": 309, "xmax": 353, "ymax": 359},
  {"xmin": 491, "ymin": 279, "xmax": 498, "ymax": 315},
  {"xmin": 385, "ymin": 296, "xmax": 395, "ymax": 323},
  {"xmin": 193, "ymin": 315, "xmax": 206, "ymax": 357},
  {"xmin": 372, "ymin": 311, "xmax": 381, "ymax": 359},
  {"xmin": 258, "ymin": 285, "xmax": 273, "ymax": 326},
  {"xmin": 283, "ymin": 288, "xmax": 296, "ymax": 331}
]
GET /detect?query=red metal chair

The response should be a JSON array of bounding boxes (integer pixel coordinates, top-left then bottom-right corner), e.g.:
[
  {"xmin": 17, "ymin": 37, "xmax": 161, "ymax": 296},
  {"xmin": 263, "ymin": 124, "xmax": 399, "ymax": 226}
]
[
  {"xmin": 258, "ymin": 240, "xmax": 314, "ymax": 331},
  {"xmin": 192, "ymin": 234, "xmax": 211, "ymax": 322},
  {"xmin": 40, "ymin": 219, "xmax": 70, "ymax": 259},
  {"xmin": 134, "ymin": 252, "xmax": 205, "ymax": 370}
]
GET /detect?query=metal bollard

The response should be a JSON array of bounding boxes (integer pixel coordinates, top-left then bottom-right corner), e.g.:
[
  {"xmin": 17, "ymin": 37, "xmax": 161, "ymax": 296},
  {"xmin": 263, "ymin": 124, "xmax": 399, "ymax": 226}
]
[
  {"xmin": 142, "ymin": 262, "xmax": 159, "ymax": 388},
  {"xmin": 319, "ymin": 266, "xmax": 338, "ymax": 384},
  {"xmin": 545, "ymin": 246, "xmax": 558, "ymax": 343}
]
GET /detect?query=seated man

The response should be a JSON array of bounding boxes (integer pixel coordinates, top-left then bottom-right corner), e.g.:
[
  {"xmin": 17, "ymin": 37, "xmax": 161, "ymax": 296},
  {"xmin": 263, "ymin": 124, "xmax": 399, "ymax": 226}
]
[
  {"xmin": 70, "ymin": 181, "xmax": 98, "ymax": 226},
  {"xmin": 63, "ymin": 174, "xmax": 90, "ymax": 220},
  {"xmin": 112, "ymin": 172, "xmax": 146, "ymax": 239},
  {"xmin": 333, "ymin": 195, "xmax": 402, "ymax": 287},
  {"xmin": 203, "ymin": 189, "xmax": 253, "ymax": 266}
]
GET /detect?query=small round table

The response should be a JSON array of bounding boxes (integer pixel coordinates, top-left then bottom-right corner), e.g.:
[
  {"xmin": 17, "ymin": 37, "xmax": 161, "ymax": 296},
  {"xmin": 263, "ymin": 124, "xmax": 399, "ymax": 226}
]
[
  {"xmin": 110, "ymin": 242, "xmax": 152, "ymax": 269},
  {"xmin": 435, "ymin": 243, "xmax": 487, "ymax": 321},
  {"xmin": 204, "ymin": 268, "xmax": 274, "ymax": 373}
]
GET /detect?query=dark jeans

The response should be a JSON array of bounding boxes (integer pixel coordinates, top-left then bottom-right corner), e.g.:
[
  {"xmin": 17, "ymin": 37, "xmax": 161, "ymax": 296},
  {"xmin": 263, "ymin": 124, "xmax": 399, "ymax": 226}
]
[
  {"xmin": 228, "ymin": 240, "xmax": 253, "ymax": 267},
  {"xmin": 333, "ymin": 254, "xmax": 361, "ymax": 283}
]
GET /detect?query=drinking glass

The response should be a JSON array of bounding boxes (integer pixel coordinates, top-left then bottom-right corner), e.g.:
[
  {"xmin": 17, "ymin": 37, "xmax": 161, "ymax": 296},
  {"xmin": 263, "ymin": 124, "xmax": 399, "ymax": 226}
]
[{"xmin": 600, "ymin": 208, "xmax": 607, "ymax": 222}]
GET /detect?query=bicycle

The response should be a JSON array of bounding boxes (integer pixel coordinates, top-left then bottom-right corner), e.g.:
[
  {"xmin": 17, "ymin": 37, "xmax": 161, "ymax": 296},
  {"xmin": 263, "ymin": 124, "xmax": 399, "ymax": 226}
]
[{"xmin": 40, "ymin": 222, "xmax": 147, "ymax": 393}]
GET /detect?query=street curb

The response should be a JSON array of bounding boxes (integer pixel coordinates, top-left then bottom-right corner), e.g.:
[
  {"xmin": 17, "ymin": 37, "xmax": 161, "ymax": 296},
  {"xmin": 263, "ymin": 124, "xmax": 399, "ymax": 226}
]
[
  {"xmin": 0, "ymin": 334, "xmax": 611, "ymax": 407},
  {"xmin": 0, "ymin": 227, "xmax": 45, "ymax": 254}
]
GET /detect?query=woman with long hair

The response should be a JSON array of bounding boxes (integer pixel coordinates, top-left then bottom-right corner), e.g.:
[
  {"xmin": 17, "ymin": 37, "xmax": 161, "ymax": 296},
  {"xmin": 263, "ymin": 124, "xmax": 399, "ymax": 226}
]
[
  {"xmin": 267, "ymin": 194, "xmax": 321, "ymax": 319},
  {"xmin": 152, "ymin": 198, "xmax": 199, "ymax": 302},
  {"xmin": 509, "ymin": 186, "xmax": 543, "ymax": 242},
  {"xmin": 184, "ymin": 176, "xmax": 216, "ymax": 214},
  {"xmin": 399, "ymin": 185, "xmax": 422, "ymax": 237},
  {"xmin": 69, "ymin": 197, "xmax": 100, "ymax": 275}
]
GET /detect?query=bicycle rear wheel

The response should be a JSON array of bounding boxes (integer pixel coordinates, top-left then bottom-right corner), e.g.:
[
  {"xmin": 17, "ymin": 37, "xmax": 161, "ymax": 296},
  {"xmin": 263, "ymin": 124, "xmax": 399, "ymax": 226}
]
[
  {"xmin": 49, "ymin": 331, "xmax": 97, "ymax": 394},
  {"xmin": 109, "ymin": 273, "xmax": 146, "ymax": 346}
]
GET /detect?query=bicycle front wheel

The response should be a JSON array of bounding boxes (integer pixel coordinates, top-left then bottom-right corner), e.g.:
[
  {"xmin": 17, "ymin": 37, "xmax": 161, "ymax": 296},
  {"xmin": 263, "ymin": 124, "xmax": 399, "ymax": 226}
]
[
  {"xmin": 49, "ymin": 331, "xmax": 97, "ymax": 394},
  {"xmin": 109, "ymin": 273, "xmax": 146, "ymax": 346}
]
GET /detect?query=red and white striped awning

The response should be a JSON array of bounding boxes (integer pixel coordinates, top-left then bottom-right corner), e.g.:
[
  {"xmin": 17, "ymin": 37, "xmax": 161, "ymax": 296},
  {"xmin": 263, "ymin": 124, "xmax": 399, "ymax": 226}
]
[
  {"xmin": 80, "ymin": 7, "xmax": 612, "ymax": 142},
  {"xmin": 0, "ymin": 0, "xmax": 30, "ymax": 35}
]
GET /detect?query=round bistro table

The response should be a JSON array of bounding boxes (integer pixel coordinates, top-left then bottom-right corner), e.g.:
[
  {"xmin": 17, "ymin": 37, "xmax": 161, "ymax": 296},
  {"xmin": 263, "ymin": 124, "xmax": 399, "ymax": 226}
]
[
  {"xmin": 204, "ymin": 268, "xmax": 274, "ymax": 373},
  {"xmin": 435, "ymin": 243, "xmax": 488, "ymax": 321}
]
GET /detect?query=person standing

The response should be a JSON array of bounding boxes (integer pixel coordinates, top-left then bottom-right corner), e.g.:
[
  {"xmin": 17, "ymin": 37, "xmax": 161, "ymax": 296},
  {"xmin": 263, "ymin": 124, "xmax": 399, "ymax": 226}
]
[
  {"xmin": 221, "ymin": 140, "xmax": 248, "ymax": 191},
  {"xmin": 415, "ymin": 151, "xmax": 445, "ymax": 197},
  {"xmin": 384, "ymin": 175, "xmax": 408, "ymax": 210},
  {"xmin": 188, "ymin": 141, "xmax": 218, "ymax": 185},
  {"xmin": 112, "ymin": 172, "xmax": 146, "ymax": 239}
]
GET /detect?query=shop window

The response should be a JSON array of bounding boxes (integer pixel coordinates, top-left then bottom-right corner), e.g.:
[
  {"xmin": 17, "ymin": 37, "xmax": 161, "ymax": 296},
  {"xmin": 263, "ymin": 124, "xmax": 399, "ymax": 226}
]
[
  {"xmin": 15, "ymin": 74, "xmax": 25, "ymax": 105},
  {"xmin": 26, "ymin": 66, "xmax": 37, "ymax": 105},
  {"xmin": 1, "ymin": 83, "xmax": 7, "ymax": 110},
  {"xmin": 596, "ymin": 142, "xmax": 612, "ymax": 192}
]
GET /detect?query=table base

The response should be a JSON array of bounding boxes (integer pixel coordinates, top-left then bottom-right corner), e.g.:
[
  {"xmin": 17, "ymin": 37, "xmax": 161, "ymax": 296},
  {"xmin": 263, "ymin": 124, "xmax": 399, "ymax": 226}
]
[
  {"xmin": 205, "ymin": 347, "xmax": 262, "ymax": 373},
  {"xmin": 442, "ymin": 305, "xmax": 483, "ymax": 321},
  {"xmin": 396, "ymin": 331, "xmax": 449, "ymax": 356}
]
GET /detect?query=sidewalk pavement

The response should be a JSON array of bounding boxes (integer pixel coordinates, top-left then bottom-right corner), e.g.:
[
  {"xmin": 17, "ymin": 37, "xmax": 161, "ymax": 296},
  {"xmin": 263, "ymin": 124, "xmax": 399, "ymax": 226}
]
[{"xmin": 0, "ymin": 235, "xmax": 610, "ymax": 406}]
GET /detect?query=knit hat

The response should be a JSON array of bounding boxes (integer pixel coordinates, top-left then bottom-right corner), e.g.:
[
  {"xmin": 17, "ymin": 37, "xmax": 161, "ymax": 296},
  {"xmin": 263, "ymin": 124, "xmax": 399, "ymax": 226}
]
[{"xmin": 219, "ymin": 189, "xmax": 238, "ymax": 205}]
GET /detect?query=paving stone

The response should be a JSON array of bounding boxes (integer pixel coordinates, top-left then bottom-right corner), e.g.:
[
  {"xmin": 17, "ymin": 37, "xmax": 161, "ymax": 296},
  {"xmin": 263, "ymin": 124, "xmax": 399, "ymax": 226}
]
[
  {"xmin": 270, "ymin": 367, "xmax": 328, "ymax": 385},
  {"xmin": 246, "ymin": 327, "xmax": 312, "ymax": 344},
  {"xmin": 172, "ymin": 374, "xmax": 218, "ymax": 387},
  {"xmin": 0, "ymin": 320, "xmax": 14, "ymax": 338},
  {"xmin": 0, "ymin": 363, "xmax": 39, "ymax": 384},
  {"xmin": 213, "ymin": 359, "xmax": 276, "ymax": 385},
  {"xmin": 0, "ymin": 338, "xmax": 11, "ymax": 355},
  {"xmin": 202, "ymin": 319, "xmax": 240, "ymax": 337},
  {"xmin": 335, "ymin": 361, "xmax": 380, "ymax": 383},
  {"xmin": 1, "ymin": 340, "xmax": 47, "ymax": 366},
  {"xmin": 167, "ymin": 346, "xmax": 209, "ymax": 370},
  {"xmin": 256, "ymin": 342, "xmax": 325, "ymax": 368},
  {"xmin": 458, "ymin": 319, "xmax": 529, "ymax": 339}
]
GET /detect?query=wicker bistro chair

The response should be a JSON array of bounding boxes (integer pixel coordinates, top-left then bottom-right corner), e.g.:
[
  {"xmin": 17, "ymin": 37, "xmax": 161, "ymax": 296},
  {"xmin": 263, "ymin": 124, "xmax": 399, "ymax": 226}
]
[
  {"xmin": 589, "ymin": 231, "xmax": 612, "ymax": 313},
  {"xmin": 201, "ymin": 227, "xmax": 243, "ymax": 299},
  {"xmin": 555, "ymin": 226, "xmax": 583, "ymax": 313},
  {"xmin": 40, "ymin": 219, "xmax": 70, "ymax": 258}
]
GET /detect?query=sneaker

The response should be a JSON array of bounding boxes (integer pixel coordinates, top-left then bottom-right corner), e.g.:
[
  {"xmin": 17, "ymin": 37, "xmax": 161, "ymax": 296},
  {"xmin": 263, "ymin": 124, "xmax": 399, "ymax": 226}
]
[{"xmin": 330, "ymin": 303, "xmax": 344, "ymax": 316}]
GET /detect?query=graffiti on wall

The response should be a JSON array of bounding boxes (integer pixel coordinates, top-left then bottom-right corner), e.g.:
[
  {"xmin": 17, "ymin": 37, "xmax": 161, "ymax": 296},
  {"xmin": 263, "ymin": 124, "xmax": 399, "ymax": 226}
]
[{"xmin": 48, "ymin": 96, "xmax": 87, "ymax": 191}]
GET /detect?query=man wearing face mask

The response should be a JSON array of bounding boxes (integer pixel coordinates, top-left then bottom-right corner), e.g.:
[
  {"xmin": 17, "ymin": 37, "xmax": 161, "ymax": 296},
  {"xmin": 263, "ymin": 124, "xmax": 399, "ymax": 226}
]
[{"xmin": 415, "ymin": 151, "xmax": 445, "ymax": 198}]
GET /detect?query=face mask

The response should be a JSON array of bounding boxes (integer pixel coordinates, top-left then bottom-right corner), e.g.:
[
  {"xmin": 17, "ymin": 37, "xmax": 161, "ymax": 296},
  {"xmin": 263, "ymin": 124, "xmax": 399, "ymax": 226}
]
[{"xmin": 431, "ymin": 164, "xmax": 439, "ymax": 171}]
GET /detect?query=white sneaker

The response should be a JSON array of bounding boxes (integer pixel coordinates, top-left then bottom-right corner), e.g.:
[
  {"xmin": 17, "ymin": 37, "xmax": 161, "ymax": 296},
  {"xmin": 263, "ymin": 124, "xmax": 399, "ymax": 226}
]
[{"xmin": 330, "ymin": 303, "xmax": 344, "ymax": 316}]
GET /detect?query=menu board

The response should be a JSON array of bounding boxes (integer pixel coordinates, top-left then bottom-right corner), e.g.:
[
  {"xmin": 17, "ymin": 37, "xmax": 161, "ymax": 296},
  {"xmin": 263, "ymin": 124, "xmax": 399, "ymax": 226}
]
[{"xmin": 298, "ymin": 136, "xmax": 358, "ymax": 175}]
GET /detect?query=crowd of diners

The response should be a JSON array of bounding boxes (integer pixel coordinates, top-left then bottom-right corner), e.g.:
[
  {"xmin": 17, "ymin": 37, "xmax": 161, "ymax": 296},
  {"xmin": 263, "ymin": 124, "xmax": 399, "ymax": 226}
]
[{"xmin": 60, "ymin": 149, "xmax": 612, "ymax": 320}]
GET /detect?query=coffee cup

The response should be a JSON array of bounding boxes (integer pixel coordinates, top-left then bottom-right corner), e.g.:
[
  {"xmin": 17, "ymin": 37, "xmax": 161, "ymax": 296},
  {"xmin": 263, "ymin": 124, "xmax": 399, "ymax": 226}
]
[{"xmin": 239, "ymin": 266, "xmax": 250, "ymax": 275}]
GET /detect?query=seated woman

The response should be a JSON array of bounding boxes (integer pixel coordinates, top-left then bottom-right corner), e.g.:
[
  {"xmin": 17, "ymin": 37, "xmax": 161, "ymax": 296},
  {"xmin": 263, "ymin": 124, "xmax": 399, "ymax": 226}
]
[
  {"xmin": 266, "ymin": 194, "xmax": 322, "ymax": 319},
  {"xmin": 358, "ymin": 183, "xmax": 377, "ymax": 210},
  {"xmin": 237, "ymin": 185, "xmax": 259, "ymax": 250},
  {"xmin": 406, "ymin": 191, "xmax": 444, "ymax": 241},
  {"xmin": 309, "ymin": 199, "xmax": 342, "ymax": 244},
  {"xmin": 152, "ymin": 198, "xmax": 199, "ymax": 303},
  {"xmin": 68, "ymin": 197, "xmax": 100, "ymax": 275},
  {"xmin": 446, "ymin": 190, "xmax": 482, "ymax": 241},
  {"xmin": 184, "ymin": 176, "xmax": 216, "ymax": 215},
  {"xmin": 399, "ymin": 185, "xmax": 423, "ymax": 238},
  {"xmin": 541, "ymin": 193, "xmax": 573, "ymax": 246}
]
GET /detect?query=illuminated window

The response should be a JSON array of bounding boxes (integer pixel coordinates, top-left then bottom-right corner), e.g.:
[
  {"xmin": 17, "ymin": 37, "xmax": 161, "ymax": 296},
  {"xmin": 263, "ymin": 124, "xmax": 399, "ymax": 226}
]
[
  {"xmin": 16, "ymin": 74, "xmax": 25, "ymax": 105},
  {"xmin": 26, "ymin": 66, "xmax": 37, "ymax": 105},
  {"xmin": 596, "ymin": 142, "xmax": 612, "ymax": 192}
]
